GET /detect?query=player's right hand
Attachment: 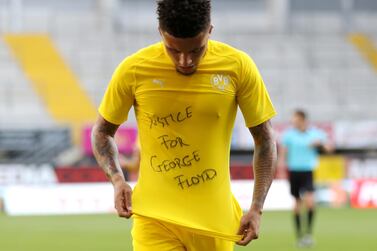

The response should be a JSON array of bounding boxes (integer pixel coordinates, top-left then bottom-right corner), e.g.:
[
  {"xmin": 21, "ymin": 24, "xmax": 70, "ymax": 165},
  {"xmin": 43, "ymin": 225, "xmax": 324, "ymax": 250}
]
[{"xmin": 113, "ymin": 178, "xmax": 133, "ymax": 219}]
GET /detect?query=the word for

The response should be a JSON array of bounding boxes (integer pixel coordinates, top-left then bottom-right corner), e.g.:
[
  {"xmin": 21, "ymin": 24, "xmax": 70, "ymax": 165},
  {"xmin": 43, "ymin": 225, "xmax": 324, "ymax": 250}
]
[
  {"xmin": 149, "ymin": 106, "xmax": 192, "ymax": 129},
  {"xmin": 150, "ymin": 151, "xmax": 200, "ymax": 173},
  {"xmin": 158, "ymin": 135, "xmax": 190, "ymax": 150},
  {"xmin": 174, "ymin": 169, "xmax": 217, "ymax": 190}
]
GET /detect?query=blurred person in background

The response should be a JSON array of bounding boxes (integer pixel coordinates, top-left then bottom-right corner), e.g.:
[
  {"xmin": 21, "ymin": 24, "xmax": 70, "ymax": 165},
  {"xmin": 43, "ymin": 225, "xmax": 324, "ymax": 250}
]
[
  {"xmin": 119, "ymin": 139, "xmax": 141, "ymax": 178},
  {"xmin": 278, "ymin": 109, "xmax": 333, "ymax": 248},
  {"xmin": 92, "ymin": 0, "xmax": 277, "ymax": 250}
]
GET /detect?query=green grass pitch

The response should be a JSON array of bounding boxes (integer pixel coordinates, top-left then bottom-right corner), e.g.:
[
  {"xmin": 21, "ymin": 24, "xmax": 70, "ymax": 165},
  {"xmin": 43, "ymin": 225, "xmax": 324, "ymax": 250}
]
[{"xmin": 1, "ymin": 208, "xmax": 376, "ymax": 251}]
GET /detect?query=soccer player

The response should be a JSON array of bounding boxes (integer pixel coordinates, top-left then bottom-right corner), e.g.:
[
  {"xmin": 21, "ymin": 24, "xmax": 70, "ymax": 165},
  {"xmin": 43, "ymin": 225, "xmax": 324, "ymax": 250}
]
[
  {"xmin": 119, "ymin": 139, "xmax": 141, "ymax": 172},
  {"xmin": 278, "ymin": 110, "xmax": 333, "ymax": 248},
  {"xmin": 118, "ymin": 141, "xmax": 140, "ymax": 181},
  {"xmin": 91, "ymin": 0, "xmax": 277, "ymax": 250}
]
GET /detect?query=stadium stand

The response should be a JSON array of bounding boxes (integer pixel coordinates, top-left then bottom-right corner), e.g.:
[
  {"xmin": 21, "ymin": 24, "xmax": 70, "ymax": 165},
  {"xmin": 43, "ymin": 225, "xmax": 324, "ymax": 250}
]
[
  {"xmin": 4, "ymin": 34, "xmax": 97, "ymax": 124},
  {"xmin": 2, "ymin": 0, "xmax": 376, "ymax": 127},
  {"xmin": 0, "ymin": 39, "xmax": 53, "ymax": 128},
  {"xmin": 0, "ymin": 0, "xmax": 376, "ymax": 163}
]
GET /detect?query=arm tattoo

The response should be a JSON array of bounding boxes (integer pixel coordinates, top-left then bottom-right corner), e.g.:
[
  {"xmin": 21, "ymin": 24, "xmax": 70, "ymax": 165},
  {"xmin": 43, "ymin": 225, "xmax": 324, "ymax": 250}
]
[
  {"xmin": 249, "ymin": 120, "xmax": 277, "ymax": 210},
  {"xmin": 91, "ymin": 117, "xmax": 123, "ymax": 182}
]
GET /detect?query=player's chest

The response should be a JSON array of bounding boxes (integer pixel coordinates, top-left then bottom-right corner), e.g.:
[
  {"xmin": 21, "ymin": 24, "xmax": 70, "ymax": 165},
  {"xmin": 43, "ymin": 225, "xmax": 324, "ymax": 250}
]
[
  {"xmin": 134, "ymin": 72, "xmax": 237, "ymax": 96},
  {"xmin": 291, "ymin": 133, "xmax": 315, "ymax": 147},
  {"xmin": 133, "ymin": 73, "xmax": 238, "ymax": 124}
]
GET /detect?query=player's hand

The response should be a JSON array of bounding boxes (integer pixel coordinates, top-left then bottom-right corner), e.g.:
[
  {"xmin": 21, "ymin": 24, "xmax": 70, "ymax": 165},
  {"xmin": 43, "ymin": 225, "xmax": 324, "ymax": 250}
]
[
  {"xmin": 236, "ymin": 207, "xmax": 262, "ymax": 246},
  {"xmin": 310, "ymin": 140, "xmax": 322, "ymax": 148},
  {"xmin": 112, "ymin": 176, "xmax": 133, "ymax": 219}
]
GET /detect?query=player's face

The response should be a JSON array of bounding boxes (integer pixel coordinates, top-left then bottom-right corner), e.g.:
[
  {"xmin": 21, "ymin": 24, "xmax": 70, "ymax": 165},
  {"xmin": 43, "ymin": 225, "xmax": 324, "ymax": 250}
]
[
  {"xmin": 159, "ymin": 26, "xmax": 213, "ymax": 75},
  {"xmin": 292, "ymin": 114, "xmax": 306, "ymax": 130}
]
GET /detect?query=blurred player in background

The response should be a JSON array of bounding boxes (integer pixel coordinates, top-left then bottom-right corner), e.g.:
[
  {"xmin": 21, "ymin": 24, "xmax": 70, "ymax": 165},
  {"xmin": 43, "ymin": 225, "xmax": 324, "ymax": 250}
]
[
  {"xmin": 119, "ymin": 139, "xmax": 141, "ymax": 179},
  {"xmin": 278, "ymin": 110, "xmax": 333, "ymax": 248},
  {"xmin": 92, "ymin": 0, "xmax": 277, "ymax": 250}
]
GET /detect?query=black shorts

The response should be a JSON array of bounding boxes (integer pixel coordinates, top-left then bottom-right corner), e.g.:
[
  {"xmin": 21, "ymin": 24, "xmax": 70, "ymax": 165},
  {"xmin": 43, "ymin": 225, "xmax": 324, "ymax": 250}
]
[{"xmin": 288, "ymin": 170, "xmax": 314, "ymax": 199}]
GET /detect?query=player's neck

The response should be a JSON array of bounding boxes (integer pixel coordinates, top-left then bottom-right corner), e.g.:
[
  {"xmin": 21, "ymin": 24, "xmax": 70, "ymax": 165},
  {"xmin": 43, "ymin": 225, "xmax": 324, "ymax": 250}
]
[{"xmin": 297, "ymin": 125, "xmax": 308, "ymax": 132}]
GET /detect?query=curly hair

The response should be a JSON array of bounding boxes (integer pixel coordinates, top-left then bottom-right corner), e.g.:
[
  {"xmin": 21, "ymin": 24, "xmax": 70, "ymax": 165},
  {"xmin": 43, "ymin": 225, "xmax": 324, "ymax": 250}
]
[{"xmin": 157, "ymin": 0, "xmax": 211, "ymax": 38}]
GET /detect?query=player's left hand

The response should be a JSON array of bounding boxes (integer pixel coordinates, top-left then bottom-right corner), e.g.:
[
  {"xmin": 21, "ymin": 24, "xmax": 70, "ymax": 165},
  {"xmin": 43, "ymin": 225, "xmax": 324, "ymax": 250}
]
[
  {"xmin": 310, "ymin": 140, "xmax": 322, "ymax": 148},
  {"xmin": 236, "ymin": 208, "xmax": 262, "ymax": 246}
]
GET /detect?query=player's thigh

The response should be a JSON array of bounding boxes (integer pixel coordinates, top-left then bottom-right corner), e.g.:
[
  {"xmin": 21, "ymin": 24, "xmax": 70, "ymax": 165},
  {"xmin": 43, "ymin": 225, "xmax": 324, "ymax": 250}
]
[
  {"xmin": 301, "ymin": 172, "xmax": 315, "ymax": 206},
  {"xmin": 289, "ymin": 171, "xmax": 300, "ymax": 198},
  {"xmin": 185, "ymin": 233, "xmax": 234, "ymax": 251},
  {"xmin": 131, "ymin": 215, "xmax": 185, "ymax": 251},
  {"xmin": 302, "ymin": 171, "xmax": 315, "ymax": 193}
]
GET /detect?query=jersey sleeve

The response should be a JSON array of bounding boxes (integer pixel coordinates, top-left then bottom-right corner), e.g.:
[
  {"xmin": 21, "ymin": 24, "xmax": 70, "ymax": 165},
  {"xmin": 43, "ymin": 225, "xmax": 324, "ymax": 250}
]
[
  {"xmin": 236, "ymin": 52, "xmax": 277, "ymax": 128},
  {"xmin": 98, "ymin": 59, "xmax": 135, "ymax": 125}
]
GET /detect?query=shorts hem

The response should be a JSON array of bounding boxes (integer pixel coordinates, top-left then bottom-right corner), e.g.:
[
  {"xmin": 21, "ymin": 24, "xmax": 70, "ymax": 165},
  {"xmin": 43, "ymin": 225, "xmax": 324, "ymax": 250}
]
[{"xmin": 132, "ymin": 212, "xmax": 242, "ymax": 242}]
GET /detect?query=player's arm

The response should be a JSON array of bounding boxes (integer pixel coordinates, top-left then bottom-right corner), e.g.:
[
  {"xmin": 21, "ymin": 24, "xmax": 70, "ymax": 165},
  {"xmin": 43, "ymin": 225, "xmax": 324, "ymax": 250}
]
[
  {"xmin": 91, "ymin": 115, "xmax": 133, "ymax": 218},
  {"xmin": 317, "ymin": 140, "xmax": 334, "ymax": 153},
  {"xmin": 310, "ymin": 134, "xmax": 334, "ymax": 154},
  {"xmin": 237, "ymin": 120, "xmax": 277, "ymax": 246},
  {"xmin": 322, "ymin": 143, "xmax": 334, "ymax": 153}
]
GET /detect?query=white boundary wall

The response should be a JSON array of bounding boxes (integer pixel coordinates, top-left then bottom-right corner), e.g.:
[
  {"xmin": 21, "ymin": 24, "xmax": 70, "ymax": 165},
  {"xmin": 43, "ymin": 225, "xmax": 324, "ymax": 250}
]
[{"xmin": 3, "ymin": 180, "xmax": 293, "ymax": 216}]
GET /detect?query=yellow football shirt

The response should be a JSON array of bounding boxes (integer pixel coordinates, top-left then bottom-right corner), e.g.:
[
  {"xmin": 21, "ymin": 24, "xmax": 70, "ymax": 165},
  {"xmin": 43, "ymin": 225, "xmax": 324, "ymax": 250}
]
[{"xmin": 99, "ymin": 40, "xmax": 276, "ymax": 241}]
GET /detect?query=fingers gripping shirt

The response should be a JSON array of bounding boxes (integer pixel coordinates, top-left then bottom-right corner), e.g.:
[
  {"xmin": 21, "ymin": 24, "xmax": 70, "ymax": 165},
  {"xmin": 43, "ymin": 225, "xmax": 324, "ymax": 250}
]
[{"xmin": 98, "ymin": 40, "xmax": 276, "ymax": 241}]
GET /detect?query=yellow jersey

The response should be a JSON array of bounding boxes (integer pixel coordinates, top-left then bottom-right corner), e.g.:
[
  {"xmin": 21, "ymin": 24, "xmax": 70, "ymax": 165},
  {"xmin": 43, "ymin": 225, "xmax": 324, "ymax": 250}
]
[{"xmin": 99, "ymin": 40, "xmax": 276, "ymax": 241}]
